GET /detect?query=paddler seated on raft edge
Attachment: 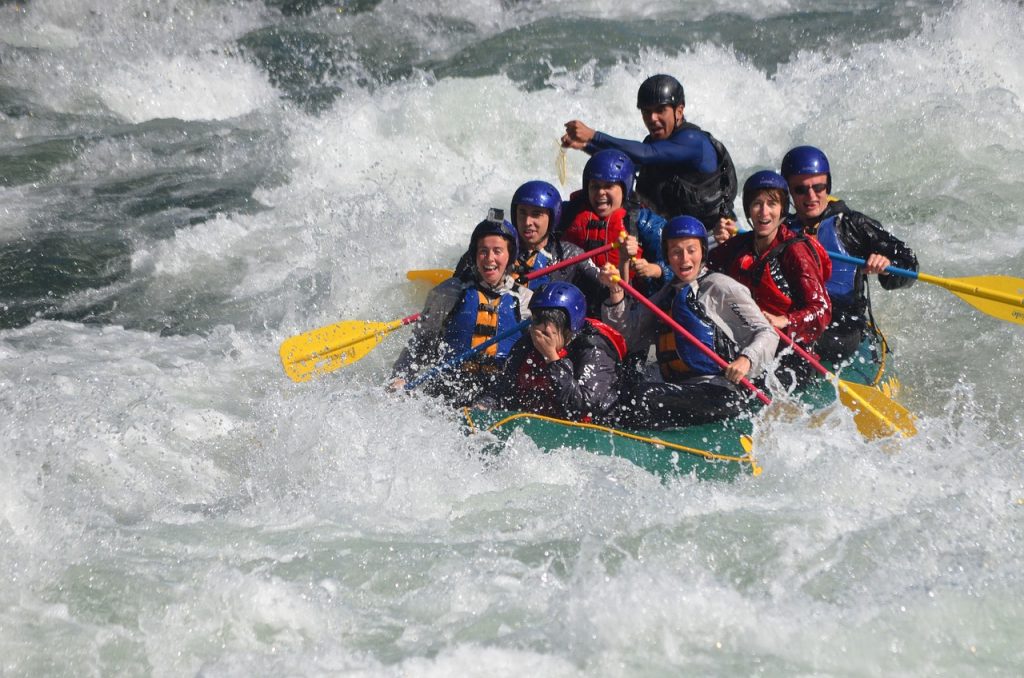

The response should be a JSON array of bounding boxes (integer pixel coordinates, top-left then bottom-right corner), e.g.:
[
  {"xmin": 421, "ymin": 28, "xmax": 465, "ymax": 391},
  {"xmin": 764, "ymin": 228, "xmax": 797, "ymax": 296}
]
[
  {"xmin": 389, "ymin": 210, "xmax": 532, "ymax": 406},
  {"xmin": 598, "ymin": 216, "xmax": 779, "ymax": 430},
  {"xmin": 559, "ymin": 149, "xmax": 669, "ymax": 310},
  {"xmin": 561, "ymin": 73, "xmax": 739, "ymax": 236},
  {"xmin": 779, "ymin": 145, "xmax": 919, "ymax": 364},
  {"xmin": 453, "ymin": 180, "xmax": 603, "ymax": 302},
  {"xmin": 472, "ymin": 282, "xmax": 627, "ymax": 423},
  {"xmin": 707, "ymin": 171, "xmax": 832, "ymax": 390}
]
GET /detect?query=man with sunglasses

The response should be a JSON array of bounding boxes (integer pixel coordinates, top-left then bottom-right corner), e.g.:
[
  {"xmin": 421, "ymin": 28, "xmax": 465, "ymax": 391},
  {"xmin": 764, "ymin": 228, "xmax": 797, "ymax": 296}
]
[{"xmin": 781, "ymin": 146, "xmax": 918, "ymax": 363}]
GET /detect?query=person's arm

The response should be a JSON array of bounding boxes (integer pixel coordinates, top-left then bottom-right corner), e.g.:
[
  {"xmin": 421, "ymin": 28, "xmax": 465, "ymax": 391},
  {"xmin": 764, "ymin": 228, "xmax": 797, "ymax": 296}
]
[
  {"xmin": 707, "ymin": 275, "xmax": 779, "ymax": 378},
  {"xmin": 548, "ymin": 341, "xmax": 620, "ymax": 419},
  {"xmin": 633, "ymin": 209, "xmax": 671, "ymax": 282},
  {"xmin": 780, "ymin": 244, "xmax": 832, "ymax": 344},
  {"xmin": 840, "ymin": 209, "xmax": 919, "ymax": 290},
  {"xmin": 600, "ymin": 273, "xmax": 664, "ymax": 351},
  {"xmin": 588, "ymin": 129, "xmax": 715, "ymax": 171},
  {"xmin": 391, "ymin": 281, "xmax": 460, "ymax": 379}
]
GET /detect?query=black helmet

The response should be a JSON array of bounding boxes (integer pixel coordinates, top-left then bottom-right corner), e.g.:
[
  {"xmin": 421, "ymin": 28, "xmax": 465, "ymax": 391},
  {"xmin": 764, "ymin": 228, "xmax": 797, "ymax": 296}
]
[
  {"xmin": 636, "ymin": 74, "xmax": 685, "ymax": 109},
  {"xmin": 469, "ymin": 208, "xmax": 519, "ymax": 263}
]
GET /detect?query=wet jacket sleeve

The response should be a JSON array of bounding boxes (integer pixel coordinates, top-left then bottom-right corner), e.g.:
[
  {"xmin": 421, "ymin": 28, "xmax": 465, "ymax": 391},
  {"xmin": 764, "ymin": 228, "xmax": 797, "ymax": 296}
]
[
  {"xmin": 391, "ymin": 279, "xmax": 462, "ymax": 379},
  {"xmin": 588, "ymin": 129, "xmax": 716, "ymax": 172},
  {"xmin": 547, "ymin": 336, "xmax": 620, "ymax": 419},
  {"xmin": 633, "ymin": 208, "xmax": 672, "ymax": 282},
  {"xmin": 781, "ymin": 242, "xmax": 833, "ymax": 344},
  {"xmin": 702, "ymin": 273, "xmax": 779, "ymax": 378},
  {"xmin": 601, "ymin": 285, "xmax": 669, "ymax": 353},
  {"xmin": 837, "ymin": 207, "xmax": 919, "ymax": 291}
]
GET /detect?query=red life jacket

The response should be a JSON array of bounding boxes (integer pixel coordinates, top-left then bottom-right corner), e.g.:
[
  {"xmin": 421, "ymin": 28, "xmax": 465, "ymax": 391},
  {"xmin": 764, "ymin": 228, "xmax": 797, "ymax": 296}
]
[
  {"xmin": 723, "ymin": 228, "xmax": 830, "ymax": 317},
  {"xmin": 564, "ymin": 207, "xmax": 634, "ymax": 267},
  {"xmin": 585, "ymin": 318, "xmax": 627, "ymax": 360}
]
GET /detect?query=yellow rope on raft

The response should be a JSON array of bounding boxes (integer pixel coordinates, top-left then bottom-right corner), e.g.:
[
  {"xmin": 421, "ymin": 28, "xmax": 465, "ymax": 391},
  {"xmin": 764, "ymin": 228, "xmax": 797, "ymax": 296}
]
[
  {"xmin": 860, "ymin": 322, "xmax": 904, "ymax": 399},
  {"xmin": 465, "ymin": 410, "xmax": 761, "ymax": 476}
]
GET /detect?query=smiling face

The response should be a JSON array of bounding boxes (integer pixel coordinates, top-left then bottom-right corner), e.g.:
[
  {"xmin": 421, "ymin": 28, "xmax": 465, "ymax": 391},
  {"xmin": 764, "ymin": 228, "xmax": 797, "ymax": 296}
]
[
  {"xmin": 641, "ymin": 104, "xmax": 683, "ymax": 141},
  {"xmin": 587, "ymin": 179, "xmax": 624, "ymax": 219},
  {"xmin": 747, "ymin": 190, "xmax": 784, "ymax": 242},
  {"xmin": 475, "ymin": 234, "xmax": 510, "ymax": 287},
  {"xmin": 665, "ymin": 236, "xmax": 703, "ymax": 284},
  {"xmin": 515, "ymin": 204, "xmax": 550, "ymax": 249},
  {"xmin": 788, "ymin": 172, "xmax": 829, "ymax": 222}
]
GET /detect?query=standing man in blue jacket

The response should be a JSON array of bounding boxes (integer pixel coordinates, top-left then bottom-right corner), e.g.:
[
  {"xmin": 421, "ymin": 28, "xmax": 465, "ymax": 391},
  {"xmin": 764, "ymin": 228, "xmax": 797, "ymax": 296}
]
[{"xmin": 561, "ymin": 74, "xmax": 738, "ymax": 235}]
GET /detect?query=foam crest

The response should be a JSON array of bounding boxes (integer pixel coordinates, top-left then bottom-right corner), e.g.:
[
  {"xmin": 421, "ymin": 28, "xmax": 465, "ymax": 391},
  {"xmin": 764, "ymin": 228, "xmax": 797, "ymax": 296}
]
[{"xmin": 98, "ymin": 53, "xmax": 279, "ymax": 123}]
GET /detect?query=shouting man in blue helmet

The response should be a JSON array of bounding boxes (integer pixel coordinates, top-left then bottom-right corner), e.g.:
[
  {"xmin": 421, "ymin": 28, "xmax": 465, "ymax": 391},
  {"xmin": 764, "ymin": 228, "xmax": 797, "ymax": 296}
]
[
  {"xmin": 598, "ymin": 216, "xmax": 778, "ymax": 429},
  {"xmin": 473, "ymin": 282, "xmax": 627, "ymax": 422},
  {"xmin": 780, "ymin": 146, "xmax": 918, "ymax": 363},
  {"xmin": 561, "ymin": 74, "xmax": 738, "ymax": 234},
  {"xmin": 391, "ymin": 210, "xmax": 533, "ymax": 405}
]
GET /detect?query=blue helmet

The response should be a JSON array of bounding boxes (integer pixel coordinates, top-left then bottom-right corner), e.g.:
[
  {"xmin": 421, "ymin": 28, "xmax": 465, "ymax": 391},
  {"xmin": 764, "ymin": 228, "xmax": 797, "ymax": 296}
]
[
  {"xmin": 583, "ymin": 149, "xmax": 635, "ymax": 200},
  {"xmin": 661, "ymin": 215, "xmax": 708, "ymax": 260},
  {"xmin": 781, "ymin": 145, "xmax": 831, "ymax": 192},
  {"xmin": 511, "ymin": 180, "xmax": 562, "ymax": 232},
  {"xmin": 529, "ymin": 281, "xmax": 587, "ymax": 334},
  {"xmin": 742, "ymin": 170, "xmax": 790, "ymax": 219},
  {"xmin": 469, "ymin": 208, "xmax": 519, "ymax": 264}
]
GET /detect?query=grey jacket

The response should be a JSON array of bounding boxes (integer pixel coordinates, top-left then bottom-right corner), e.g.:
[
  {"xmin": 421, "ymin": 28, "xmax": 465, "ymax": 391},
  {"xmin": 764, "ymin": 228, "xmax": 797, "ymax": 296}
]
[{"xmin": 602, "ymin": 269, "xmax": 778, "ymax": 391}]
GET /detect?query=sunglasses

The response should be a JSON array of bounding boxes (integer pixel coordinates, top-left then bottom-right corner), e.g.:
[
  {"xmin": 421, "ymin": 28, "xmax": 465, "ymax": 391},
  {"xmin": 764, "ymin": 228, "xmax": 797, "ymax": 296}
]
[{"xmin": 791, "ymin": 183, "xmax": 828, "ymax": 196}]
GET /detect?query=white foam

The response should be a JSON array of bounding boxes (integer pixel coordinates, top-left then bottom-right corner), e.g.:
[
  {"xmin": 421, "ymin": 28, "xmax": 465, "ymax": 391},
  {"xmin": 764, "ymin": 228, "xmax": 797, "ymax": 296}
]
[
  {"xmin": 3, "ymin": 1, "xmax": 1024, "ymax": 674},
  {"xmin": 97, "ymin": 53, "xmax": 279, "ymax": 123}
]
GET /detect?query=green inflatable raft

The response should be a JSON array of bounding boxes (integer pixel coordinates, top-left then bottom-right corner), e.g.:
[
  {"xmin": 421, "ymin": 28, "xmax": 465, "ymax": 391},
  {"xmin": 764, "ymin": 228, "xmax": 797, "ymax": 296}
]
[{"xmin": 464, "ymin": 329, "xmax": 904, "ymax": 480}]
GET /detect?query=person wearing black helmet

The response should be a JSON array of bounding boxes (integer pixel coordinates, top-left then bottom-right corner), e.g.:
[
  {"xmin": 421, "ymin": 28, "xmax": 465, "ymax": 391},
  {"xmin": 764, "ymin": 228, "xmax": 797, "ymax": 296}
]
[
  {"xmin": 452, "ymin": 180, "xmax": 603, "ymax": 301},
  {"xmin": 391, "ymin": 209, "xmax": 533, "ymax": 405},
  {"xmin": 780, "ymin": 146, "xmax": 918, "ymax": 363},
  {"xmin": 560, "ymin": 74, "xmax": 738, "ymax": 235},
  {"xmin": 473, "ymin": 282, "xmax": 627, "ymax": 422}
]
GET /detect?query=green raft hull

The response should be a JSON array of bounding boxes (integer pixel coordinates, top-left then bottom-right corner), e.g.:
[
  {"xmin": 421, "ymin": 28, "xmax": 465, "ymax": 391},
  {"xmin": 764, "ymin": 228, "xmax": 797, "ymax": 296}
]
[{"xmin": 464, "ymin": 331, "xmax": 903, "ymax": 480}]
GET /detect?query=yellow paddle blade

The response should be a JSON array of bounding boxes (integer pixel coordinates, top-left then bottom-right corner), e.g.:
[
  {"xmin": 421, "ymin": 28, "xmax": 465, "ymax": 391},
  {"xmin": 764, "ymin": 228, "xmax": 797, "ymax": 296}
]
[
  {"xmin": 279, "ymin": 317, "xmax": 409, "ymax": 382},
  {"xmin": 836, "ymin": 378, "xmax": 917, "ymax": 440},
  {"xmin": 921, "ymin": 273, "xmax": 1024, "ymax": 325},
  {"xmin": 406, "ymin": 269, "xmax": 453, "ymax": 286}
]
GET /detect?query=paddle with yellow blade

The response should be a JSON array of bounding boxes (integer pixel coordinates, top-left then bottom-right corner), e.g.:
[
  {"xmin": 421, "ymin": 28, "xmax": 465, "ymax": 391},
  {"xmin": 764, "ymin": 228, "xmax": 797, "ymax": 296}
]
[
  {"xmin": 406, "ymin": 269, "xmax": 453, "ymax": 285},
  {"xmin": 612, "ymin": 275, "xmax": 914, "ymax": 440},
  {"xmin": 828, "ymin": 251, "xmax": 1024, "ymax": 325},
  {"xmin": 282, "ymin": 239, "xmax": 624, "ymax": 382},
  {"xmin": 280, "ymin": 313, "xmax": 422, "ymax": 383},
  {"xmin": 772, "ymin": 328, "xmax": 917, "ymax": 440}
]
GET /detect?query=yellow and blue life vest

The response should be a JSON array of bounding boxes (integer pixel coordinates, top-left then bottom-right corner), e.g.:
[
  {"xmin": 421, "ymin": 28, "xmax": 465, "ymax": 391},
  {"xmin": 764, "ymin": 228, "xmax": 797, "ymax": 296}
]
[
  {"xmin": 519, "ymin": 249, "xmax": 553, "ymax": 290},
  {"xmin": 443, "ymin": 285, "xmax": 522, "ymax": 365}
]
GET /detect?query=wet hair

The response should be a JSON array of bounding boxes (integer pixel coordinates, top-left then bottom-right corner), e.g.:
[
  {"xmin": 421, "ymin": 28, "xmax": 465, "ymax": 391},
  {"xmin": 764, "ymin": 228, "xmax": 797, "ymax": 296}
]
[
  {"xmin": 531, "ymin": 307, "xmax": 572, "ymax": 342},
  {"xmin": 743, "ymin": 187, "xmax": 789, "ymax": 218}
]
